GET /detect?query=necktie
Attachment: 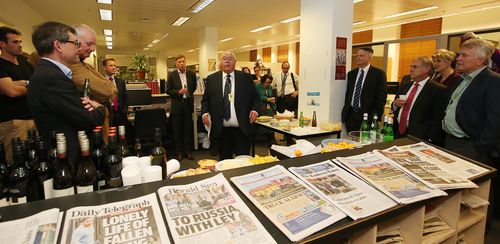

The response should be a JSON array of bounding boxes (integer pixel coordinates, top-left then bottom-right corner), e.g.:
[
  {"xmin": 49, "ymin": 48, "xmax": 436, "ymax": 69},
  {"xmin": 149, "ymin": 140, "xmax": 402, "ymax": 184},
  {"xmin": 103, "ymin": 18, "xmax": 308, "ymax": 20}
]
[
  {"xmin": 352, "ymin": 69, "xmax": 364, "ymax": 112},
  {"xmin": 110, "ymin": 77, "xmax": 118, "ymax": 112},
  {"xmin": 223, "ymin": 75, "xmax": 231, "ymax": 121},
  {"xmin": 398, "ymin": 82, "xmax": 420, "ymax": 135},
  {"xmin": 281, "ymin": 73, "xmax": 287, "ymax": 97}
]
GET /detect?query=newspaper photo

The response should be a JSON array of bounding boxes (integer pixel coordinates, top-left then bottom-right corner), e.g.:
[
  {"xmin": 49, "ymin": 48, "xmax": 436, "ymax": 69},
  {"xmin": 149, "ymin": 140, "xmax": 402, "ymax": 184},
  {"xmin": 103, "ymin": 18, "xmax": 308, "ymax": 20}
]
[
  {"xmin": 377, "ymin": 150, "xmax": 477, "ymax": 190},
  {"xmin": 337, "ymin": 153, "xmax": 447, "ymax": 204},
  {"xmin": 231, "ymin": 165, "xmax": 346, "ymax": 242},
  {"xmin": 61, "ymin": 193, "xmax": 169, "ymax": 244},
  {"xmin": 0, "ymin": 208, "xmax": 62, "ymax": 244},
  {"xmin": 395, "ymin": 142, "xmax": 488, "ymax": 178},
  {"xmin": 289, "ymin": 160, "xmax": 397, "ymax": 220},
  {"xmin": 157, "ymin": 173, "xmax": 276, "ymax": 244}
]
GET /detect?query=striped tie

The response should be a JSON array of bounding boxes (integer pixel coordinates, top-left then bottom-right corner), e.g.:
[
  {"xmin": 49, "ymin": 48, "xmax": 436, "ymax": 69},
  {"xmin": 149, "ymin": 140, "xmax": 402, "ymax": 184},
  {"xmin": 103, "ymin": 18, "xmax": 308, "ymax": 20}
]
[
  {"xmin": 223, "ymin": 75, "xmax": 231, "ymax": 120},
  {"xmin": 352, "ymin": 69, "xmax": 364, "ymax": 112}
]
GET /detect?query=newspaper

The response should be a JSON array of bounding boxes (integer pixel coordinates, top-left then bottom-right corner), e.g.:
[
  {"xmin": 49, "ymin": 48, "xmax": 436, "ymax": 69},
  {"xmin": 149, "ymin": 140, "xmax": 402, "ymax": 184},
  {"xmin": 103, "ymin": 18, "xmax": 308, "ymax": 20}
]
[
  {"xmin": 289, "ymin": 160, "xmax": 397, "ymax": 220},
  {"xmin": 337, "ymin": 152, "xmax": 447, "ymax": 204},
  {"xmin": 377, "ymin": 150, "xmax": 477, "ymax": 190},
  {"xmin": 157, "ymin": 173, "xmax": 276, "ymax": 244},
  {"xmin": 231, "ymin": 165, "xmax": 346, "ymax": 242},
  {"xmin": 395, "ymin": 142, "xmax": 488, "ymax": 178},
  {"xmin": 61, "ymin": 193, "xmax": 169, "ymax": 244},
  {"xmin": 0, "ymin": 208, "xmax": 62, "ymax": 244}
]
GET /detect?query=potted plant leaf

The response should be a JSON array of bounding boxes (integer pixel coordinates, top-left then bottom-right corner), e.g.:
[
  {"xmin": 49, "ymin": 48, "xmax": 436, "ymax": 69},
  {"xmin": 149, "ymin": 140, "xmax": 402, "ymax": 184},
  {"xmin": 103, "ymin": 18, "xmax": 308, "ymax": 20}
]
[{"xmin": 131, "ymin": 53, "xmax": 151, "ymax": 80}]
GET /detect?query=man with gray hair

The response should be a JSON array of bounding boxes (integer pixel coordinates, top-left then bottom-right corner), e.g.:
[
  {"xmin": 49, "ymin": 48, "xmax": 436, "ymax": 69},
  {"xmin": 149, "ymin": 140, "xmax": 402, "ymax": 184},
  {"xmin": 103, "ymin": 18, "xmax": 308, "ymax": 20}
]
[
  {"xmin": 28, "ymin": 21, "xmax": 104, "ymax": 164},
  {"xmin": 70, "ymin": 24, "xmax": 115, "ymax": 143}
]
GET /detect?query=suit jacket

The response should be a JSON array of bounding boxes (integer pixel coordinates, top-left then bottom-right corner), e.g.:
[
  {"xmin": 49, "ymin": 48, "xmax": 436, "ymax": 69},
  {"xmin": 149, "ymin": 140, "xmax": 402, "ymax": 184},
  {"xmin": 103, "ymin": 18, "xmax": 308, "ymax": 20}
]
[
  {"xmin": 70, "ymin": 62, "xmax": 116, "ymax": 104},
  {"xmin": 393, "ymin": 79, "xmax": 446, "ymax": 143},
  {"xmin": 447, "ymin": 68, "xmax": 500, "ymax": 156},
  {"xmin": 28, "ymin": 59, "xmax": 105, "ymax": 164},
  {"xmin": 166, "ymin": 69, "xmax": 197, "ymax": 114},
  {"xmin": 342, "ymin": 65, "xmax": 387, "ymax": 122},
  {"xmin": 114, "ymin": 77, "xmax": 128, "ymax": 114},
  {"xmin": 201, "ymin": 70, "xmax": 261, "ymax": 138}
]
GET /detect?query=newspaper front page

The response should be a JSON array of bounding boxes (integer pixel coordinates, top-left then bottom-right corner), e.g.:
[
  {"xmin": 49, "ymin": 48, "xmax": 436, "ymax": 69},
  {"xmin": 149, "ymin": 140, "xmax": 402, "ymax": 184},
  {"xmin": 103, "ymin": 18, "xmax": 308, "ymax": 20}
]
[
  {"xmin": 289, "ymin": 160, "xmax": 397, "ymax": 220},
  {"xmin": 157, "ymin": 173, "xmax": 276, "ymax": 244},
  {"xmin": 61, "ymin": 193, "xmax": 169, "ymax": 244},
  {"xmin": 0, "ymin": 208, "xmax": 62, "ymax": 244},
  {"xmin": 377, "ymin": 150, "xmax": 477, "ymax": 190},
  {"xmin": 231, "ymin": 165, "xmax": 346, "ymax": 242},
  {"xmin": 337, "ymin": 153, "xmax": 447, "ymax": 204},
  {"xmin": 395, "ymin": 142, "xmax": 488, "ymax": 178}
]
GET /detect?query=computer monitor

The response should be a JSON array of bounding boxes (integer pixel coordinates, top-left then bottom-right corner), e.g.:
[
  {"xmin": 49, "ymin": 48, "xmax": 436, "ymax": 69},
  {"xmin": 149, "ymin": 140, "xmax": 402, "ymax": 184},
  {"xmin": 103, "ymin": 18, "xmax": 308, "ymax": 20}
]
[{"xmin": 127, "ymin": 88, "xmax": 152, "ymax": 107}]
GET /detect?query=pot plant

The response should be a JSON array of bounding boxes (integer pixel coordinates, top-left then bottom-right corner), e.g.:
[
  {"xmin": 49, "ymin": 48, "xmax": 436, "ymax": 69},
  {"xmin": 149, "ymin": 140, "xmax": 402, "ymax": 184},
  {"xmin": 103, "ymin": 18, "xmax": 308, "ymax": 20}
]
[{"xmin": 131, "ymin": 53, "xmax": 151, "ymax": 80}]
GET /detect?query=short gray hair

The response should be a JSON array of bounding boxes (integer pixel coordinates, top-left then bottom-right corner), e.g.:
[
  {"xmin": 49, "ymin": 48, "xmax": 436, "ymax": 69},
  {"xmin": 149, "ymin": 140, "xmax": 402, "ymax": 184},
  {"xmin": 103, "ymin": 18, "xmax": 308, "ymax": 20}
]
[
  {"xmin": 414, "ymin": 56, "xmax": 435, "ymax": 75},
  {"xmin": 461, "ymin": 39, "xmax": 495, "ymax": 65},
  {"xmin": 72, "ymin": 24, "xmax": 96, "ymax": 36}
]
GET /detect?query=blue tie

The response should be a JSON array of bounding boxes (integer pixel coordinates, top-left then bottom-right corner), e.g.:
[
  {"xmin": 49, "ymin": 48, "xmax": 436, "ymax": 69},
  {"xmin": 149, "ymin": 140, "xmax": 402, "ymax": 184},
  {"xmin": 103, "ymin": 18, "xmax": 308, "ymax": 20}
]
[
  {"xmin": 352, "ymin": 69, "xmax": 364, "ymax": 112},
  {"xmin": 223, "ymin": 75, "xmax": 231, "ymax": 121}
]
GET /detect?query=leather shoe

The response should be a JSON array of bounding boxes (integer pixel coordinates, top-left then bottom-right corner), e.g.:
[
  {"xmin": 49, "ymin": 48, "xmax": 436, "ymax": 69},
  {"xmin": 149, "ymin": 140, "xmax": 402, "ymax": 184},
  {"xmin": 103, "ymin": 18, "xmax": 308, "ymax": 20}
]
[
  {"xmin": 186, "ymin": 153, "xmax": 194, "ymax": 160},
  {"xmin": 176, "ymin": 154, "xmax": 183, "ymax": 162}
]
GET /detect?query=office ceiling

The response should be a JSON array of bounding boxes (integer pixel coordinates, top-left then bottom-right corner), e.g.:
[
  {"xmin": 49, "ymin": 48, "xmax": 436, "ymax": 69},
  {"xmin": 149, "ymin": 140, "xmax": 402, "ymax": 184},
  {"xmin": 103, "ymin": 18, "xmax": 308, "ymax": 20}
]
[{"xmin": 20, "ymin": 0, "xmax": 500, "ymax": 60}]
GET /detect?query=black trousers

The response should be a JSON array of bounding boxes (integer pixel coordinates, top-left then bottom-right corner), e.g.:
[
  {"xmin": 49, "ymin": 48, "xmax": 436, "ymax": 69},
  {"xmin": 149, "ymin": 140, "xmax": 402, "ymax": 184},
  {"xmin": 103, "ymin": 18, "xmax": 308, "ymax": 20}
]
[
  {"xmin": 171, "ymin": 104, "xmax": 193, "ymax": 155},
  {"xmin": 218, "ymin": 127, "xmax": 250, "ymax": 160},
  {"xmin": 276, "ymin": 95, "xmax": 298, "ymax": 115},
  {"xmin": 344, "ymin": 109, "xmax": 363, "ymax": 133}
]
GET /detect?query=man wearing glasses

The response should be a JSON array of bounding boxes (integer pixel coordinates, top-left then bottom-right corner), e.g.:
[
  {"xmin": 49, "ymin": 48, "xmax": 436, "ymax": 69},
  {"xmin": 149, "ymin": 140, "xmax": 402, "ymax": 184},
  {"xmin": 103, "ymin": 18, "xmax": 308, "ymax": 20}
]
[
  {"xmin": 0, "ymin": 26, "xmax": 35, "ymax": 162},
  {"xmin": 71, "ymin": 24, "xmax": 116, "ymax": 144},
  {"xmin": 28, "ymin": 21, "xmax": 105, "ymax": 165}
]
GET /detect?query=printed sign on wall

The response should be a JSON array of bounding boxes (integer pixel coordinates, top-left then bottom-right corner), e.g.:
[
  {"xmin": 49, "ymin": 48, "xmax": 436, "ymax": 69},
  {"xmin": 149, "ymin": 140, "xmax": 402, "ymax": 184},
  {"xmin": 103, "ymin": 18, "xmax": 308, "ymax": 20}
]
[{"xmin": 335, "ymin": 37, "xmax": 347, "ymax": 80}]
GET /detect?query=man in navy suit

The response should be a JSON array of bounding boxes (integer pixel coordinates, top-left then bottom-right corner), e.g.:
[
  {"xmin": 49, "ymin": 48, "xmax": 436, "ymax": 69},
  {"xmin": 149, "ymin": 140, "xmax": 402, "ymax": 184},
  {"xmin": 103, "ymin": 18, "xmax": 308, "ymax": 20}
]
[
  {"xmin": 167, "ymin": 54, "xmax": 197, "ymax": 161},
  {"xmin": 201, "ymin": 51, "xmax": 260, "ymax": 160},
  {"xmin": 102, "ymin": 58, "xmax": 128, "ymax": 127},
  {"xmin": 28, "ymin": 21, "xmax": 104, "ymax": 165},
  {"xmin": 342, "ymin": 47, "xmax": 387, "ymax": 132}
]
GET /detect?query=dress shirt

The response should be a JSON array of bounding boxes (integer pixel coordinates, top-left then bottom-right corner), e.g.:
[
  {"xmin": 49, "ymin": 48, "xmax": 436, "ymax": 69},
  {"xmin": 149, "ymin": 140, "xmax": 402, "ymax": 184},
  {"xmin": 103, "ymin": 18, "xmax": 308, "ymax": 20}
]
[
  {"xmin": 273, "ymin": 72, "xmax": 298, "ymax": 96},
  {"xmin": 397, "ymin": 77, "xmax": 429, "ymax": 126},
  {"xmin": 178, "ymin": 69, "xmax": 187, "ymax": 88},
  {"xmin": 222, "ymin": 71, "xmax": 238, "ymax": 127},
  {"xmin": 42, "ymin": 57, "xmax": 72, "ymax": 79},
  {"xmin": 351, "ymin": 64, "xmax": 370, "ymax": 106}
]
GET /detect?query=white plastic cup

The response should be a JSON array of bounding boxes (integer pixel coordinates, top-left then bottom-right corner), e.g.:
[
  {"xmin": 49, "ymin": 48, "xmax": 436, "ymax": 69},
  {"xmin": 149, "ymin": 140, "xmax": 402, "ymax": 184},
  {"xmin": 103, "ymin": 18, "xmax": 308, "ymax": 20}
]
[
  {"xmin": 121, "ymin": 165, "xmax": 142, "ymax": 186},
  {"xmin": 142, "ymin": 165, "xmax": 162, "ymax": 183}
]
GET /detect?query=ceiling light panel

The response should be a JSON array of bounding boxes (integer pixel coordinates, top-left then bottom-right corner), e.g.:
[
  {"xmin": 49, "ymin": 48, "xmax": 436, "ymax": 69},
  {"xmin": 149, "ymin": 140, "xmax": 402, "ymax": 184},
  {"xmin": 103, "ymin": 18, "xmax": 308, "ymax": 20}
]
[
  {"xmin": 99, "ymin": 9, "xmax": 112, "ymax": 21},
  {"xmin": 172, "ymin": 17, "xmax": 190, "ymax": 26},
  {"xmin": 219, "ymin": 37, "xmax": 234, "ymax": 42},
  {"xmin": 250, "ymin": 25, "xmax": 272, "ymax": 33},
  {"xmin": 97, "ymin": 0, "xmax": 112, "ymax": 4},
  {"xmin": 385, "ymin": 6, "xmax": 438, "ymax": 18},
  {"xmin": 105, "ymin": 36, "xmax": 112, "ymax": 42},
  {"xmin": 103, "ymin": 29, "xmax": 112, "ymax": 36},
  {"xmin": 281, "ymin": 16, "xmax": 301, "ymax": 23},
  {"xmin": 191, "ymin": 0, "xmax": 215, "ymax": 13}
]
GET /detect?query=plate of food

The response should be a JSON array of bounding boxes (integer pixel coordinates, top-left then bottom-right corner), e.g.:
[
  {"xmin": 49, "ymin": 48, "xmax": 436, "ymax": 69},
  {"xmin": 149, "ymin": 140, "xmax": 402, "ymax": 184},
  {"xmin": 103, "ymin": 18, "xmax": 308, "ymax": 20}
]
[
  {"xmin": 169, "ymin": 168, "xmax": 211, "ymax": 179},
  {"xmin": 215, "ymin": 159, "xmax": 253, "ymax": 171},
  {"xmin": 256, "ymin": 116, "xmax": 273, "ymax": 122},
  {"xmin": 249, "ymin": 155, "xmax": 279, "ymax": 165},
  {"xmin": 197, "ymin": 159, "xmax": 217, "ymax": 171},
  {"xmin": 321, "ymin": 139, "xmax": 361, "ymax": 151}
]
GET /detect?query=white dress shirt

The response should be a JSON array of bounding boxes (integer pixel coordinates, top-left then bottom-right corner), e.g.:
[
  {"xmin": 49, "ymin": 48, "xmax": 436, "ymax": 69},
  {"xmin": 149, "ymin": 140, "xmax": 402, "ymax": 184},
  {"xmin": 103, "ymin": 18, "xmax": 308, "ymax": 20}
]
[
  {"xmin": 272, "ymin": 72, "xmax": 299, "ymax": 96},
  {"xmin": 397, "ymin": 77, "xmax": 429, "ymax": 126},
  {"xmin": 222, "ymin": 71, "xmax": 239, "ymax": 127},
  {"xmin": 351, "ymin": 64, "xmax": 370, "ymax": 106}
]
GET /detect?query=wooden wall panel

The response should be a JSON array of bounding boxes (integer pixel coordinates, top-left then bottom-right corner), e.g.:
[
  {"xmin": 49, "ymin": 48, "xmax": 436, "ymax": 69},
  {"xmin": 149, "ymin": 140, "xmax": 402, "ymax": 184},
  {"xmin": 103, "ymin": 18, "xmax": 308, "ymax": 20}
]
[
  {"xmin": 277, "ymin": 44, "xmax": 289, "ymax": 63},
  {"xmin": 250, "ymin": 49, "xmax": 257, "ymax": 62},
  {"xmin": 262, "ymin": 47, "xmax": 272, "ymax": 62},
  {"xmin": 397, "ymin": 40, "xmax": 436, "ymax": 81},
  {"xmin": 353, "ymin": 30, "xmax": 373, "ymax": 44},
  {"xmin": 295, "ymin": 42, "xmax": 300, "ymax": 74},
  {"xmin": 401, "ymin": 18, "xmax": 442, "ymax": 38}
]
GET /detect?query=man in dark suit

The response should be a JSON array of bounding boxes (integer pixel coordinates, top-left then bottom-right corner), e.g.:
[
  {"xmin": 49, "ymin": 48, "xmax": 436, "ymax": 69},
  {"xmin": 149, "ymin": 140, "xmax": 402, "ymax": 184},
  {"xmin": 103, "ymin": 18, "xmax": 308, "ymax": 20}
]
[
  {"xmin": 392, "ymin": 56, "xmax": 445, "ymax": 145},
  {"xmin": 167, "ymin": 54, "xmax": 197, "ymax": 161},
  {"xmin": 28, "ymin": 21, "xmax": 105, "ymax": 165},
  {"xmin": 342, "ymin": 47, "xmax": 387, "ymax": 132},
  {"xmin": 102, "ymin": 58, "xmax": 128, "ymax": 127},
  {"xmin": 201, "ymin": 51, "xmax": 260, "ymax": 160}
]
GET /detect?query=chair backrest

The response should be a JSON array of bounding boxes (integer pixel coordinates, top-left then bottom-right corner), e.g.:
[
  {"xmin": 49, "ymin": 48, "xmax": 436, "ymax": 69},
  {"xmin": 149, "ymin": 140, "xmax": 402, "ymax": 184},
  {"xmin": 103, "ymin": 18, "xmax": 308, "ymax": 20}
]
[{"xmin": 134, "ymin": 108, "xmax": 167, "ymax": 140}]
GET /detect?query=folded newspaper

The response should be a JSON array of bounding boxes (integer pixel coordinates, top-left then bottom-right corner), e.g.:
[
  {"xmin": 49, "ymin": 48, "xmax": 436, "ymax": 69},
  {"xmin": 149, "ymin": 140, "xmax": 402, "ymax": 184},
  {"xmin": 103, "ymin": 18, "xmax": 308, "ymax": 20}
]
[
  {"xmin": 289, "ymin": 160, "xmax": 397, "ymax": 220},
  {"xmin": 231, "ymin": 165, "xmax": 346, "ymax": 242},
  {"xmin": 336, "ymin": 152, "xmax": 447, "ymax": 204},
  {"xmin": 0, "ymin": 208, "xmax": 62, "ymax": 244},
  {"xmin": 157, "ymin": 173, "xmax": 276, "ymax": 244},
  {"xmin": 60, "ymin": 193, "xmax": 170, "ymax": 244}
]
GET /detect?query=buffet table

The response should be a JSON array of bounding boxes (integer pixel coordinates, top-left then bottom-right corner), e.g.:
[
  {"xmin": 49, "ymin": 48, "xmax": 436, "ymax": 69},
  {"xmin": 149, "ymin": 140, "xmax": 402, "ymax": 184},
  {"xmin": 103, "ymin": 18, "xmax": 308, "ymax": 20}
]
[{"xmin": 0, "ymin": 137, "xmax": 495, "ymax": 243}]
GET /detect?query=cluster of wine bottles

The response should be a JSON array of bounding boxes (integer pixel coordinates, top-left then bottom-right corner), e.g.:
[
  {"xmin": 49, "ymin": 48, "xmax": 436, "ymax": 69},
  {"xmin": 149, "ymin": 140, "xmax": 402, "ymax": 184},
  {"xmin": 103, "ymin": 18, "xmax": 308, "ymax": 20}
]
[
  {"xmin": 360, "ymin": 113, "xmax": 394, "ymax": 144},
  {"xmin": 0, "ymin": 125, "xmax": 168, "ymax": 206}
]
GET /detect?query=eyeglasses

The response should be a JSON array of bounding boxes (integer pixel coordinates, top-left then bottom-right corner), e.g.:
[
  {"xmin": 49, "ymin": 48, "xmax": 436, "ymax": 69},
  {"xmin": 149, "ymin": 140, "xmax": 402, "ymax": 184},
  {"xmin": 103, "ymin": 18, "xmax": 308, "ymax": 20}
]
[{"xmin": 62, "ymin": 39, "xmax": 81, "ymax": 48}]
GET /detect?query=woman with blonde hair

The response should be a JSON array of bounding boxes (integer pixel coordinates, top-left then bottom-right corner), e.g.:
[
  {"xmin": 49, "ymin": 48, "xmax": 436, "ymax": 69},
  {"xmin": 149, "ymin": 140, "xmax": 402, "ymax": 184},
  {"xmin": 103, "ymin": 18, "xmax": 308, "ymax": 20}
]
[{"xmin": 431, "ymin": 49, "xmax": 460, "ymax": 87}]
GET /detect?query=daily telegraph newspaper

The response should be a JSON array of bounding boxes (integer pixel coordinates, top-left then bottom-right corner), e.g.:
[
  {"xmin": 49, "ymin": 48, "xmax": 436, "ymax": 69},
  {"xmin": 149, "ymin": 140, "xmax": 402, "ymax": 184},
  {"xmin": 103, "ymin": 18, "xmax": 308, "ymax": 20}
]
[
  {"xmin": 377, "ymin": 150, "xmax": 477, "ymax": 190},
  {"xmin": 289, "ymin": 160, "xmax": 397, "ymax": 220},
  {"xmin": 395, "ymin": 142, "xmax": 488, "ymax": 178},
  {"xmin": 61, "ymin": 193, "xmax": 169, "ymax": 244},
  {"xmin": 0, "ymin": 208, "xmax": 62, "ymax": 244},
  {"xmin": 337, "ymin": 153, "xmax": 447, "ymax": 204},
  {"xmin": 231, "ymin": 165, "xmax": 346, "ymax": 242},
  {"xmin": 157, "ymin": 174, "xmax": 276, "ymax": 244}
]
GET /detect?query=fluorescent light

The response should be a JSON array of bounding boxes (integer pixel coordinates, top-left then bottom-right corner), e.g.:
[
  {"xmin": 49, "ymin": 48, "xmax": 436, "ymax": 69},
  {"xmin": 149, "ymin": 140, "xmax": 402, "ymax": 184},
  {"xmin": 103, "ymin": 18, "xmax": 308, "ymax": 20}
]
[
  {"xmin": 240, "ymin": 44, "xmax": 252, "ymax": 48},
  {"xmin": 219, "ymin": 37, "xmax": 234, "ymax": 42},
  {"xmin": 250, "ymin": 25, "xmax": 272, "ymax": 33},
  {"xmin": 191, "ymin": 0, "xmax": 215, "ymax": 13},
  {"xmin": 353, "ymin": 21, "xmax": 366, "ymax": 26},
  {"xmin": 147, "ymin": 44, "xmax": 154, "ymax": 48},
  {"xmin": 97, "ymin": 0, "xmax": 112, "ymax": 4},
  {"xmin": 187, "ymin": 49, "xmax": 196, "ymax": 53},
  {"xmin": 106, "ymin": 41, "xmax": 113, "ymax": 46},
  {"xmin": 105, "ymin": 36, "xmax": 112, "ymax": 42},
  {"xmin": 385, "ymin": 6, "xmax": 438, "ymax": 18},
  {"xmin": 99, "ymin": 9, "xmax": 112, "ymax": 21},
  {"xmin": 143, "ymin": 48, "xmax": 149, "ymax": 51},
  {"xmin": 151, "ymin": 39, "xmax": 161, "ymax": 44},
  {"xmin": 103, "ymin": 29, "xmax": 112, "ymax": 36},
  {"xmin": 354, "ymin": 0, "xmax": 364, "ymax": 3},
  {"xmin": 161, "ymin": 33, "xmax": 169, "ymax": 38},
  {"xmin": 107, "ymin": 46, "xmax": 113, "ymax": 49},
  {"xmin": 280, "ymin": 16, "xmax": 300, "ymax": 24},
  {"xmin": 172, "ymin": 17, "xmax": 190, "ymax": 26}
]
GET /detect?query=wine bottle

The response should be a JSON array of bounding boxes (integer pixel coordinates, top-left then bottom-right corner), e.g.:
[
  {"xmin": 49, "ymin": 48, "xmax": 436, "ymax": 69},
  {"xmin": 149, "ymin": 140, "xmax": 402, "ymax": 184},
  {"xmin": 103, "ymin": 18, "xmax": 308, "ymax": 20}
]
[
  {"xmin": 82, "ymin": 78, "xmax": 90, "ymax": 97},
  {"xmin": 35, "ymin": 140, "xmax": 53, "ymax": 200},
  {"xmin": 360, "ymin": 113, "xmax": 370, "ymax": 144},
  {"xmin": 381, "ymin": 116, "xmax": 388, "ymax": 136},
  {"xmin": 26, "ymin": 129, "xmax": 38, "ymax": 170},
  {"xmin": 76, "ymin": 138, "xmax": 98, "ymax": 193},
  {"xmin": 0, "ymin": 142, "xmax": 10, "ymax": 206},
  {"xmin": 369, "ymin": 114, "xmax": 379, "ymax": 143},
  {"xmin": 47, "ymin": 131, "xmax": 58, "ymax": 166},
  {"xmin": 52, "ymin": 136, "xmax": 75, "ymax": 198},
  {"xmin": 150, "ymin": 128, "xmax": 167, "ymax": 179},
  {"xmin": 91, "ymin": 129, "xmax": 106, "ymax": 190},
  {"xmin": 106, "ymin": 134, "xmax": 123, "ymax": 188},
  {"xmin": 134, "ymin": 138, "xmax": 142, "ymax": 157},
  {"xmin": 8, "ymin": 145, "xmax": 30, "ymax": 205},
  {"xmin": 117, "ymin": 125, "xmax": 130, "ymax": 158}
]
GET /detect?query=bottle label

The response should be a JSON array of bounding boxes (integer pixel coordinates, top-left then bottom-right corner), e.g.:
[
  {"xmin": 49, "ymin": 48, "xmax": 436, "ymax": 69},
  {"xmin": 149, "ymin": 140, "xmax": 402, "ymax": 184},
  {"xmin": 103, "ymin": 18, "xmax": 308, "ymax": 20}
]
[
  {"xmin": 10, "ymin": 196, "xmax": 27, "ymax": 205},
  {"xmin": 76, "ymin": 185, "xmax": 94, "ymax": 194},
  {"xmin": 43, "ymin": 179, "xmax": 54, "ymax": 199},
  {"xmin": 0, "ymin": 198, "xmax": 9, "ymax": 207},
  {"xmin": 107, "ymin": 177, "xmax": 123, "ymax": 188},
  {"xmin": 98, "ymin": 180, "xmax": 106, "ymax": 190},
  {"xmin": 52, "ymin": 187, "xmax": 74, "ymax": 198}
]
